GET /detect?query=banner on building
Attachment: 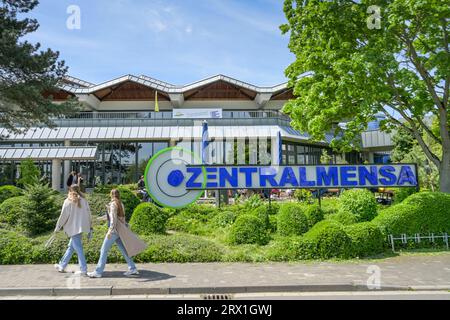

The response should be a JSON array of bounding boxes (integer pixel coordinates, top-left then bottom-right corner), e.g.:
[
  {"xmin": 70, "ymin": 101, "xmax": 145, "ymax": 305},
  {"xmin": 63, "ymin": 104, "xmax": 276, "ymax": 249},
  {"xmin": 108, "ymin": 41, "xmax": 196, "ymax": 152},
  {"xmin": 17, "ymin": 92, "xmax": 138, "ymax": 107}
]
[{"xmin": 172, "ymin": 109, "xmax": 222, "ymax": 119}]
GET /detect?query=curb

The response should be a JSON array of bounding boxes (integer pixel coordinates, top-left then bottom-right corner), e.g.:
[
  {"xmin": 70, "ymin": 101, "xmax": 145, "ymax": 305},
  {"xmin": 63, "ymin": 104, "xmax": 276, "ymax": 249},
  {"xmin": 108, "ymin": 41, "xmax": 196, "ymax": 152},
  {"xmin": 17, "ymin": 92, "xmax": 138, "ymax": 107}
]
[{"xmin": 0, "ymin": 283, "xmax": 439, "ymax": 297}]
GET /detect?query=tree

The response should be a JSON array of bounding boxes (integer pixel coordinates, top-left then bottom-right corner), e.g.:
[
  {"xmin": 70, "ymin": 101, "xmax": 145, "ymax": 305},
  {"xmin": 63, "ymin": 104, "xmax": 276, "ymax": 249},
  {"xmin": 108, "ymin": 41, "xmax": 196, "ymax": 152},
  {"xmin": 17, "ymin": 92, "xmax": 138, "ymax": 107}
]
[
  {"xmin": 0, "ymin": 0, "xmax": 78, "ymax": 133},
  {"xmin": 18, "ymin": 158, "xmax": 40, "ymax": 186},
  {"xmin": 281, "ymin": 1, "xmax": 450, "ymax": 192}
]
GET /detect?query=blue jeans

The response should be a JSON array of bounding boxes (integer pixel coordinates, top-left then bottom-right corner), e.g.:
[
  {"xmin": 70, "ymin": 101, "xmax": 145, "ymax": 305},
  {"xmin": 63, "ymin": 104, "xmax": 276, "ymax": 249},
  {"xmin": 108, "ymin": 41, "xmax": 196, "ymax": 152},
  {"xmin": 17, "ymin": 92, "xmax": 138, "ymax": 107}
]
[
  {"xmin": 94, "ymin": 232, "xmax": 136, "ymax": 275},
  {"xmin": 59, "ymin": 233, "xmax": 87, "ymax": 272}
]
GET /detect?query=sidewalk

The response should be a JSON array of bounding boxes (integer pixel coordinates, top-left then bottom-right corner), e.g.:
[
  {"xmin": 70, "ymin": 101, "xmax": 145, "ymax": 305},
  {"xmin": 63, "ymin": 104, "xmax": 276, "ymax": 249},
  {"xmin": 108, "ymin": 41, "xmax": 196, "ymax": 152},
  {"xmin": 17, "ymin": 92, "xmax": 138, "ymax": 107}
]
[{"xmin": 0, "ymin": 253, "xmax": 449, "ymax": 296}]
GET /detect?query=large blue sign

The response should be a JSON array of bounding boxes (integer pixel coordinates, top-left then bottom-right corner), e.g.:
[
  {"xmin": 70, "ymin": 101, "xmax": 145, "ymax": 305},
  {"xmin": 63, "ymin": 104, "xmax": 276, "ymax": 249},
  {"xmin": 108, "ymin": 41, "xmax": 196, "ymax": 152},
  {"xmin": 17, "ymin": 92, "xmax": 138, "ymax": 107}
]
[{"xmin": 145, "ymin": 147, "xmax": 418, "ymax": 208}]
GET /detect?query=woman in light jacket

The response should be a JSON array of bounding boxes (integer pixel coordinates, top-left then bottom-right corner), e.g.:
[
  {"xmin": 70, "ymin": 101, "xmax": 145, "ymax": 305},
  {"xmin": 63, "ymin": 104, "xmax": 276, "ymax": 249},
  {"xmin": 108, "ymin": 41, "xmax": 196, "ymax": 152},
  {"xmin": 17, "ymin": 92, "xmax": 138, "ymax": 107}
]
[
  {"xmin": 88, "ymin": 189, "xmax": 147, "ymax": 278},
  {"xmin": 54, "ymin": 185, "xmax": 92, "ymax": 275}
]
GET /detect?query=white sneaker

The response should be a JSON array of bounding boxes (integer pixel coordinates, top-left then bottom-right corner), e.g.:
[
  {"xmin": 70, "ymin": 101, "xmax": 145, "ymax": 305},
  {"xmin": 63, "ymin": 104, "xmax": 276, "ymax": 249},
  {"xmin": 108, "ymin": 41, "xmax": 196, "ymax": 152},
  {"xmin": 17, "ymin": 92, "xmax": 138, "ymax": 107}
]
[
  {"xmin": 54, "ymin": 264, "xmax": 65, "ymax": 273},
  {"xmin": 74, "ymin": 271, "xmax": 88, "ymax": 276},
  {"xmin": 87, "ymin": 271, "xmax": 102, "ymax": 278},
  {"xmin": 123, "ymin": 269, "xmax": 139, "ymax": 276}
]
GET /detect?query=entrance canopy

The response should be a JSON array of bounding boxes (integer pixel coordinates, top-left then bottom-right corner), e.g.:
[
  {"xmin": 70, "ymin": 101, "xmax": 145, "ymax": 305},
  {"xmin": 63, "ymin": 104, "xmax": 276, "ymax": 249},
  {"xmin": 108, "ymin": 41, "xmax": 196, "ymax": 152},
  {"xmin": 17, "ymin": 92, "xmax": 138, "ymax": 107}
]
[{"xmin": 0, "ymin": 146, "xmax": 97, "ymax": 161}]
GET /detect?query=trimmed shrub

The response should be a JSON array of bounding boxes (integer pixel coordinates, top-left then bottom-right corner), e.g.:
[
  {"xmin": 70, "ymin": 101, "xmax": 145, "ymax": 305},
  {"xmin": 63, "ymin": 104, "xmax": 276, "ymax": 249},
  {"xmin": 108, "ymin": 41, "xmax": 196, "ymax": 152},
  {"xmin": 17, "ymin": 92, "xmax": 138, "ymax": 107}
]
[
  {"xmin": 277, "ymin": 203, "xmax": 309, "ymax": 236},
  {"xmin": 167, "ymin": 211, "xmax": 210, "ymax": 235},
  {"xmin": 136, "ymin": 234, "xmax": 224, "ymax": 263},
  {"xmin": 0, "ymin": 196, "xmax": 27, "ymax": 226},
  {"xmin": 321, "ymin": 197, "xmax": 340, "ymax": 215},
  {"xmin": 304, "ymin": 204, "xmax": 324, "ymax": 227},
  {"xmin": 20, "ymin": 182, "xmax": 60, "ymax": 236},
  {"xmin": 266, "ymin": 236, "xmax": 315, "ymax": 261},
  {"xmin": 210, "ymin": 211, "xmax": 237, "ymax": 228},
  {"xmin": 0, "ymin": 229, "xmax": 33, "ymax": 264},
  {"xmin": 269, "ymin": 215, "xmax": 278, "ymax": 233},
  {"xmin": 117, "ymin": 186, "xmax": 141, "ymax": 221},
  {"xmin": 229, "ymin": 214, "xmax": 269, "ymax": 245},
  {"xmin": 303, "ymin": 220, "xmax": 352, "ymax": 259},
  {"xmin": 0, "ymin": 185, "xmax": 23, "ymax": 205},
  {"xmin": 86, "ymin": 193, "xmax": 110, "ymax": 216},
  {"xmin": 294, "ymin": 189, "xmax": 313, "ymax": 203},
  {"xmin": 344, "ymin": 222, "xmax": 385, "ymax": 257},
  {"xmin": 326, "ymin": 211, "xmax": 358, "ymax": 225},
  {"xmin": 251, "ymin": 205, "xmax": 271, "ymax": 230},
  {"xmin": 243, "ymin": 194, "xmax": 264, "ymax": 210},
  {"xmin": 339, "ymin": 189, "xmax": 377, "ymax": 222},
  {"xmin": 129, "ymin": 203, "xmax": 169, "ymax": 235},
  {"xmin": 392, "ymin": 187, "xmax": 417, "ymax": 204},
  {"xmin": 373, "ymin": 192, "xmax": 450, "ymax": 235}
]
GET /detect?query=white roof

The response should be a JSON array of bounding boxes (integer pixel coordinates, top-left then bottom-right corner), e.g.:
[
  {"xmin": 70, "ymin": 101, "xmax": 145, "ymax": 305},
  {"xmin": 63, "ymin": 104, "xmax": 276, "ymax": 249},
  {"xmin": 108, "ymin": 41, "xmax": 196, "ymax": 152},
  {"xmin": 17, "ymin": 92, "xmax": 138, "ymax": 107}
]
[{"xmin": 0, "ymin": 146, "xmax": 97, "ymax": 161}]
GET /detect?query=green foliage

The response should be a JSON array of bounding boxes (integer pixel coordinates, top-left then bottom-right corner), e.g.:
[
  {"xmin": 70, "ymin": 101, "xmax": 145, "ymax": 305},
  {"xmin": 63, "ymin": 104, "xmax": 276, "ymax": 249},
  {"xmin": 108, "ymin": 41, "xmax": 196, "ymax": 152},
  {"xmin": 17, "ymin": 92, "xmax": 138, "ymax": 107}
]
[
  {"xmin": 116, "ymin": 186, "xmax": 140, "ymax": 221},
  {"xmin": 17, "ymin": 159, "xmax": 41, "ymax": 187},
  {"xmin": 210, "ymin": 211, "xmax": 237, "ymax": 228},
  {"xmin": 250, "ymin": 205, "xmax": 271, "ymax": 230},
  {"xmin": 0, "ymin": 229, "xmax": 33, "ymax": 264},
  {"xmin": 344, "ymin": 222, "xmax": 385, "ymax": 257},
  {"xmin": 129, "ymin": 203, "xmax": 169, "ymax": 235},
  {"xmin": 0, "ymin": 185, "xmax": 23, "ymax": 205},
  {"xmin": 243, "ymin": 194, "xmax": 264, "ymax": 210},
  {"xmin": 0, "ymin": 196, "xmax": 27, "ymax": 226},
  {"xmin": 266, "ymin": 236, "xmax": 315, "ymax": 261},
  {"xmin": 86, "ymin": 193, "xmax": 110, "ymax": 216},
  {"xmin": 0, "ymin": 1, "xmax": 78, "ymax": 132},
  {"xmin": 326, "ymin": 211, "xmax": 359, "ymax": 226},
  {"xmin": 93, "ymin": 184, "xmax": 119, "ymax": 194},
  {"xmin": 167, "ymin": 211, "xmax": 210, "ymax": 235},
  {"xmin": 339, "ymin": 189, "xmax": 377, "ymax": 222},
  {"xmin": 277, "ymin": 203, "xmax": 309, "ymax": 236},
  {"xmin": 303, "ymin": 220, "xmax": 352, "ymax": 259},
  {"xmin": 136, "ymin": 234, "xmax": 224, "ymax": 263},
  {"xmin": 293, "ymin": 189, "xmax": 313, "ymax": 203},
  {"xmin": 392, "ymin": 187, "xmax": 417, "ymax": 204},
  {"xmin": 373, "ymin": 192, "xmax": 450, "ymax": 235},
  {"xmin": 20, "ymin": 182, "xmax": 60, "ymax": 236},
  {"xmin": 228, "ymin": 214, "xmax": 269, "ymax": 245},
  {"xmin": 320, "ymin": 198, "xmax": 340, "ymax": 215},
  {"xmin": 304, "ymin": 204, "xmax": 324, "ymax": 228}
]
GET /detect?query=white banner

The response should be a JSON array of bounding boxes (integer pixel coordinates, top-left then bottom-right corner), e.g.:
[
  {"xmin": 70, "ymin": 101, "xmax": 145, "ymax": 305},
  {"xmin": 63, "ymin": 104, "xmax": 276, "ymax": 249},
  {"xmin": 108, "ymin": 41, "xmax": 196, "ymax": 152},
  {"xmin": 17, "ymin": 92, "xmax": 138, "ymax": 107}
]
[{"xmin": 172, "ymin": 109, "xmax": 222, "ymax": 119}]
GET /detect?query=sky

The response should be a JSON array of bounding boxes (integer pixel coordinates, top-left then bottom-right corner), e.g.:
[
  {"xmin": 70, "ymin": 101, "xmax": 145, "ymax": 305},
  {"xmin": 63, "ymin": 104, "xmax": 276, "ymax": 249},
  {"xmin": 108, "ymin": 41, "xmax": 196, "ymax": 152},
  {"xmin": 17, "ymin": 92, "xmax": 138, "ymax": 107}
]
[{"xmin": 24, "ymin": 0, "xmax": 293, "ymax": 86}]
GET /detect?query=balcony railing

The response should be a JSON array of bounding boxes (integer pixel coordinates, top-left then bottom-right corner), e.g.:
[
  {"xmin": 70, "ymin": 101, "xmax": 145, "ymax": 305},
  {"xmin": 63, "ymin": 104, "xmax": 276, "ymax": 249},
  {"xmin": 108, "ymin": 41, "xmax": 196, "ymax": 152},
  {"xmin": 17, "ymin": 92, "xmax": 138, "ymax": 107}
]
[{"xmin": 53, "ymin": 110, "xmax": 292, "ymax": 127}]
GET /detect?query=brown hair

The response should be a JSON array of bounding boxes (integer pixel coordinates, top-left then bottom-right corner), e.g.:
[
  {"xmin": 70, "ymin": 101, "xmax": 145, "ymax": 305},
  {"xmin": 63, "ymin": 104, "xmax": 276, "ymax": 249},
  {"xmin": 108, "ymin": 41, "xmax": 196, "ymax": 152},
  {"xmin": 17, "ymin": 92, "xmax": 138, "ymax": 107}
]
[
  {"xmin": 110, "ymin": 189, "xmax": 125, "ymax": 218},
  {"xmin": 68, "ymin": 184, "xmax": 84, "ymax": 208}
]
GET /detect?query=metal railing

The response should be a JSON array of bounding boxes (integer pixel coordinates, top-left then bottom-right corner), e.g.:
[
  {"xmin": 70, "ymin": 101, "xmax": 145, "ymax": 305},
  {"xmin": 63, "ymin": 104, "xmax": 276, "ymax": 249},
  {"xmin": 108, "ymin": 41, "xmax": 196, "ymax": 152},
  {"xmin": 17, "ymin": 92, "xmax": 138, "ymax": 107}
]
[{"xmin": 388, "ymin": 233, "xmax": 449, "ymax": 252}]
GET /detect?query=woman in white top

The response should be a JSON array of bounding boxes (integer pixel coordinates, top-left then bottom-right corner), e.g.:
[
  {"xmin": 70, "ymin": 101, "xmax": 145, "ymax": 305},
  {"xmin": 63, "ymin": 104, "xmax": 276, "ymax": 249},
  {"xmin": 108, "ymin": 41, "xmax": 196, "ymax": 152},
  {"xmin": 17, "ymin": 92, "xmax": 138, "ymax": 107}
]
[{"xmin": 54, "ymin": 185, "xmax": 92, "ymax": 275}]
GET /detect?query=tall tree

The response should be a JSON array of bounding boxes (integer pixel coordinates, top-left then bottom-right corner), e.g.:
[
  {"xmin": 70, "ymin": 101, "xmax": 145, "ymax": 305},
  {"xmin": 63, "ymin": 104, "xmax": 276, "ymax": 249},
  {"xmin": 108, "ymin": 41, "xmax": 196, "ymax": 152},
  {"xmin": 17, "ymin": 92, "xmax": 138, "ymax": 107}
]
[
  {"xmin": 0, "ymin": 0, "xmax": 77, "ymax": 133},
  {"xmin": 281, "ymin": 1, "xmax": 450, "ymax": 192}
]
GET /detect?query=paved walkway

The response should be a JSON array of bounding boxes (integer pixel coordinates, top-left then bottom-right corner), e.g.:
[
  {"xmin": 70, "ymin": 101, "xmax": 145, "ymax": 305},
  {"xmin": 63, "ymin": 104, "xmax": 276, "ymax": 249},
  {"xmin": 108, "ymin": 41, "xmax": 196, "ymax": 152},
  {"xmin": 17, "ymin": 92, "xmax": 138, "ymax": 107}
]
[{"xmin": 0, "ymin": 253, "xmax": 449, "ymax": 295}]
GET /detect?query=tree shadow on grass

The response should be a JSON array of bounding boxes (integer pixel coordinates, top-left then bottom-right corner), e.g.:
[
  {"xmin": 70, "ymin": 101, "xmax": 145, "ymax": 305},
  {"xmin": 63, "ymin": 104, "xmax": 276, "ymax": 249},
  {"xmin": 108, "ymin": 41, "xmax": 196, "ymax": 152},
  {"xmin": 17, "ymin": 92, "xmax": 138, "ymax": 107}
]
[{"xmin": 101, "ymin": 270, "xmax": 175, "ymax": 282}]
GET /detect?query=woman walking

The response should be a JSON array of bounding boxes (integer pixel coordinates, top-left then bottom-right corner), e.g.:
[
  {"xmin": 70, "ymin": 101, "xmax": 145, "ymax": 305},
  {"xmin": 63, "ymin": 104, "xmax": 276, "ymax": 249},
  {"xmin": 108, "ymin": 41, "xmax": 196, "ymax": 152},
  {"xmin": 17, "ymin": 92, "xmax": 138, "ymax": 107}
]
[
  {"xmin": 54, "ymin": 185, "xmax": 92, "ymax": 275},
  {"xmin": 88, "ymin": 189, "xmax": 147, "ymax": 278}
]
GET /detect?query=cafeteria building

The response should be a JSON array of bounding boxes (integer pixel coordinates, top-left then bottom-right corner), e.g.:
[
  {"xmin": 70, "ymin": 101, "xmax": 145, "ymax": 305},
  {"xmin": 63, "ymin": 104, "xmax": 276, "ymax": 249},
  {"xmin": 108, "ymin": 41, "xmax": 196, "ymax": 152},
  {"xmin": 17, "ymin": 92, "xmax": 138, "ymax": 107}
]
[{"xmin": 0, "ymin": 74, "xmax": 393, "ymax": 190}]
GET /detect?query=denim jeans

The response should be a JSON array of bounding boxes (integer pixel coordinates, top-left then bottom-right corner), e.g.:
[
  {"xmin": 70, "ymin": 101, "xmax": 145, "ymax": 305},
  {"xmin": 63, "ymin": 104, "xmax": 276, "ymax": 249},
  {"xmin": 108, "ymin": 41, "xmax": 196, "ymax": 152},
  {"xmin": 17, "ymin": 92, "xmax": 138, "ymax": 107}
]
[
  {"xmin": 59, "ymin": 233, "xmax": 87, "ymax": 272},
  {"xmin": 94, "ymin": 232, "xmax": 136, "ymax": 275}
]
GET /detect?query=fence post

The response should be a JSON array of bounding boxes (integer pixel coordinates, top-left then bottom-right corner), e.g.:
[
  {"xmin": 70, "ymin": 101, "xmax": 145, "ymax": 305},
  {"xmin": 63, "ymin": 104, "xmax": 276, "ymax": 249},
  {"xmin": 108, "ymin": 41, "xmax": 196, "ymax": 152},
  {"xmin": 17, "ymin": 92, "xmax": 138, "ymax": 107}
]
[{"xmin": 389, "ymin": 235, "xmax": 395, "ymax": 252}]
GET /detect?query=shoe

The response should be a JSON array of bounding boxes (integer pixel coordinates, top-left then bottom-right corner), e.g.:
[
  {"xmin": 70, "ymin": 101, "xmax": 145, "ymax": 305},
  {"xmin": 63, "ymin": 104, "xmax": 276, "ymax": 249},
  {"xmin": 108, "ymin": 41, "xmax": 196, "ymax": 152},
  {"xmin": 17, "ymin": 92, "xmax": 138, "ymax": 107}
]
[
  {"xmin": 87, "ymin": 271, "xmax": 102, "ymax": 278},
  {"xmin": 123, "ymin": 269, "xmax": 139, "ymax": 276},
  {"xmin": 54, "ymin": 264, "xmax": 65, "ymax": 273},
  {"xmin": 74, "ymin": 271, "xmax": 88, "ymax": 276}
]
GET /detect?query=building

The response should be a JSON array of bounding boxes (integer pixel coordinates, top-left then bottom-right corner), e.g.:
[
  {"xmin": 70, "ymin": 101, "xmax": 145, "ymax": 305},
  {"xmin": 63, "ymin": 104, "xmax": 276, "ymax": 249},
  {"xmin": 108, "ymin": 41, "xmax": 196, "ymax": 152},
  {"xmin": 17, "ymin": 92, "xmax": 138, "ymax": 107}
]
[{"xmin": 0, "ymin": 74, "xmax": 393, "ymax": 190}]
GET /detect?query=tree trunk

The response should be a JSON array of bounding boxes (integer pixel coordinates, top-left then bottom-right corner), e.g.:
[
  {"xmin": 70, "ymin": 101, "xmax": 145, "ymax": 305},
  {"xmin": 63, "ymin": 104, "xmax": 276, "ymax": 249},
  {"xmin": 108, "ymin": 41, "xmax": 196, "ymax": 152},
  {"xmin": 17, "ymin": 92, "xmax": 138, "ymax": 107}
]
[{"xmin": 439, "ymin": 148, "xmax": 450, "ymax": 193}]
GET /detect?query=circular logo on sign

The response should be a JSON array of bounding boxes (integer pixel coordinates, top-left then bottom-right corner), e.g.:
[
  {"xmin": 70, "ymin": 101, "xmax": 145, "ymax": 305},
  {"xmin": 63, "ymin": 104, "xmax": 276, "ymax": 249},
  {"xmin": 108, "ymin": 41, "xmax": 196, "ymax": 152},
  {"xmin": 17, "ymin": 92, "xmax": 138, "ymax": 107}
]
[{"xmin": 144, "ymin": 147, "xmax": 206, "ymax": 208}]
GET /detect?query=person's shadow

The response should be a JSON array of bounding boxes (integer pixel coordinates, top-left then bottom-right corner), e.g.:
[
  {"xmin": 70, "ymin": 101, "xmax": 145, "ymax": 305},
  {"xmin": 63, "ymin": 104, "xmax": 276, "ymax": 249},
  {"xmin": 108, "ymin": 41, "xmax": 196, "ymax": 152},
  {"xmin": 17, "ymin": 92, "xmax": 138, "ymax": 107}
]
[{"xmin": 100, "ymin": 270, "xmax": 175, "ymax": 282}]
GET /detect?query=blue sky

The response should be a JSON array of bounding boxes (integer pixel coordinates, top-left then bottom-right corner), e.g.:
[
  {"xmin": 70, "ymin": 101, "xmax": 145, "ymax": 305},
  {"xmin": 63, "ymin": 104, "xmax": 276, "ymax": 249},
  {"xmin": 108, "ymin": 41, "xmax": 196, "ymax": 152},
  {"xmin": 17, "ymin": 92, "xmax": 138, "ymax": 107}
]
[{"xmin": 25, "ymin": 0, "xmax": 293, "ymax": 86}]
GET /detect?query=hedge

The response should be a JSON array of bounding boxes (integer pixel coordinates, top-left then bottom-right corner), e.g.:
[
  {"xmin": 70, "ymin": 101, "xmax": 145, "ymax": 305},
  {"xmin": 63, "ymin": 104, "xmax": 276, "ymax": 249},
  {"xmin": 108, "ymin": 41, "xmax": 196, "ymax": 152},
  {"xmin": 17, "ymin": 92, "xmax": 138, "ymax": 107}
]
[
  {"xmin": 0, "ymin": 185, "xmax": 23, "ymax": 205},
  {"xmin": 0, "ymin": 196, "xmax": 26, "ymax": 226},
  {"xmin": 0, "ymin": 229, "xmax": 33, "ymax": 264},
  {"xmin": 304, "ymin": 204, "xmax": 324, "ymax": 228},
  {"xmin": 86, "ymin": 193, "xmax": 110, "ymax": 217},
  {"xmin": 373, "ymin": 192, "xmax": 450, "ymax": 236},
  {"xmin": 326, "ymin": 211, "xmax": 358, "ymax": 225},
  {"xmin": 228, "ymin": 214, "xmax": 269, "ymax": 245},
  {"xmin": 344, "ymin": 222, "xmax": 385, "ymax": 257},
  {"xmin": 116, "ymin": 186, "xmax": 141, "ymax": 221},
  {"xmin": 167, "ymin": 210, "xmax": 210, "ymax": 235},
  {"xmin": 277, "ymin": 203, "xmax": 309, "ymax": 236},
  {"xmin": 210, "ymin": 211, "xmax": 237, "ymax": 228},
  {"xmin": 129, "ymin": 203, "xmax": 169, "ymax": 235},
  {"xmin": 339, "ymin": 189, "xmax": 377, "ymax": 222}
]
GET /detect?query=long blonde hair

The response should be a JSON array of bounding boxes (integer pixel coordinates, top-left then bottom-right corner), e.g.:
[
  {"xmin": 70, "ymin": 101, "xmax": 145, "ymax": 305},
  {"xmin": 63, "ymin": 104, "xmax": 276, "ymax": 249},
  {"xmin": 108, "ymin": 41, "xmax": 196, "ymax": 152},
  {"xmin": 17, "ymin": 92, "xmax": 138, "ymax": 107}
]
[
  {"xmin": 110, "ymin": 189, "xmax": 125, "ymax": 218},
  {"xmin": 68, "ymin": 184, "xmax": 84, "ymax": 208}
]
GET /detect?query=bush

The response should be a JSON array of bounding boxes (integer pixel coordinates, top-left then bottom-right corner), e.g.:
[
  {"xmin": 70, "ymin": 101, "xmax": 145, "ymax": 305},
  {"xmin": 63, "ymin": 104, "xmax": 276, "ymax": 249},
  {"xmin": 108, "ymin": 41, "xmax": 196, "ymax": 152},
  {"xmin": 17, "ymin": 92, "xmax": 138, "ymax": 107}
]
[
  {"xmin": 344, "ymin": 222, "xmax": 385, "ymax": 257},
  {"xmin": 136, "ymin": 234, "xmax": 224, "ymax": 262},
  {"xmin": 117, "ymin": 186, "xmax": 141, "ymax": 221},
  {"xmin": 229, "ymin": 214, "xmax": 269, "ymax": 245},
  {"xmin": 20, "ymin": 182, "xmax": 60, "ymax": 236},
  {"xmin": 0, "ymin": 185, "xmax": 23, "ymax": 205},
  {"xmin": 326, "ymin": 211, "xmax": 358, "ymax": 225},
  {"xmin": 266, "ymin": 236, "xmax": 315, "ymax": 261},
  {"xmin": 392, "ymin": 187, "xmax": 417, "ymax": 204},
  {"xmin": 304, "ymin": 204, "xmax": 324, "ymax": 227},
  {"xmin": 167, "ymin": 211, "xmax": 210, "ymax": 235},
  {"xmin": 17, "ymin": 159, "xmax": 40, "ymax": 187},
  {"xmin": 277, "ymin": 203, "xmax": 309, "ymax": 236},
  {"xmin": 210, "ymin": 211, "xmax": 237, "ymax": 228},
  {"xmin": 0, "ymin": 196, "xmax": 27, "ymax": 226},
  {"xmin": 251, "ymin": 205, "xmax": 271, "ymax": 230},
  {"xmin": 129, "ymin": 203, "xmax": 169, "ymax": 235},
  {"xmin": 303, "ymin": 220, "xmax": 352, "ymax": 259},
  {"xmin": 93, "ymin": 184, "xmax": 118, "ymax": 194},
  {"xmin": 373, "ymin": 192, "xmax": 450, "ymax": 235},
  {"xmin": 86, "ymin": 193, "xmax": 110, "ymax": 216},
  {"xmin": 0, "ymin": 229, "xmax": 33, "ymax": 264},
  {"xmin": 339, "ymin": 189, "xmax": 377, "ymax": 222},
  {"xmin": 321, "ymin": 198, "xmax": 340, "ymax": 215},
  {"xmin": 243, "ymin": 194, "xmax": 264, "ymax": 210},
  {"xmin": 294, "ymin": 189, "xmax": 313, "ymax": 203}
]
